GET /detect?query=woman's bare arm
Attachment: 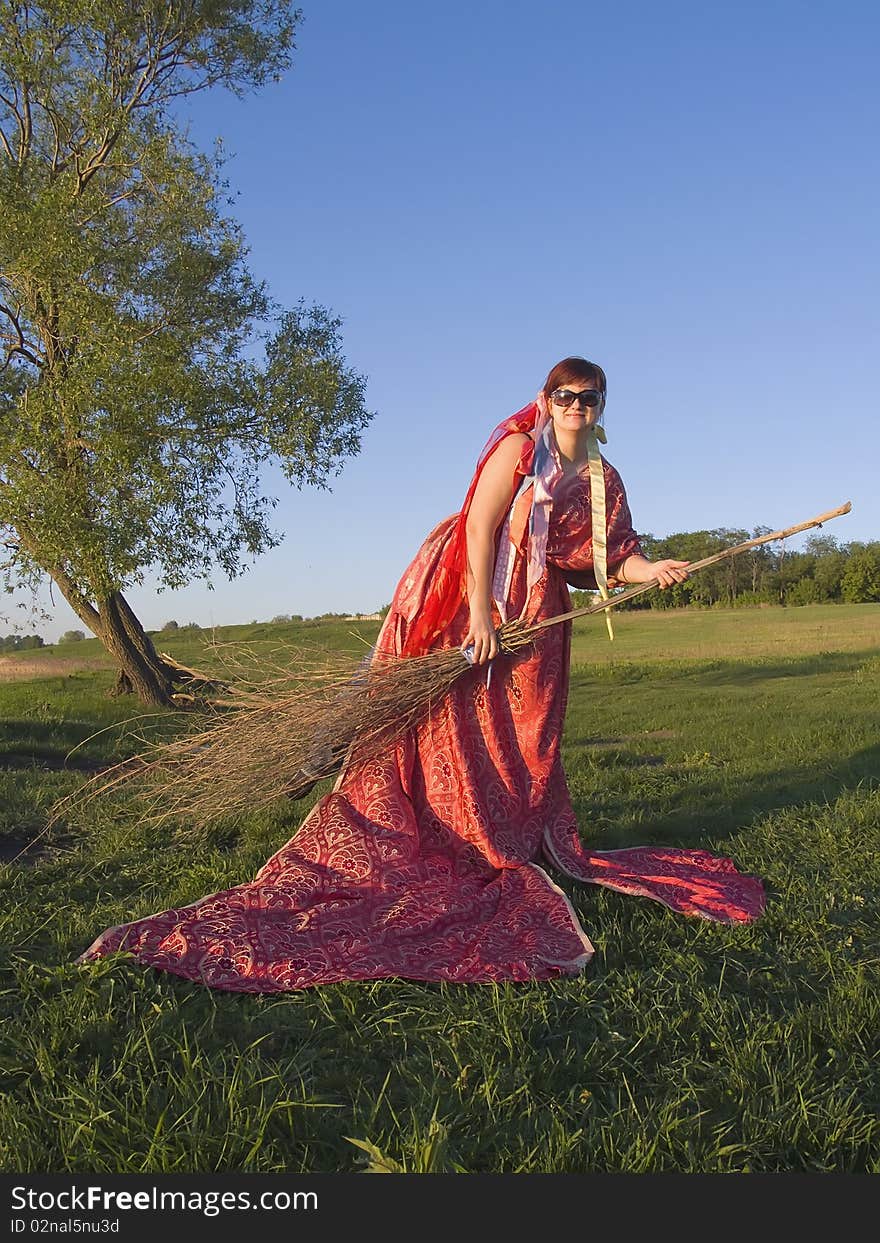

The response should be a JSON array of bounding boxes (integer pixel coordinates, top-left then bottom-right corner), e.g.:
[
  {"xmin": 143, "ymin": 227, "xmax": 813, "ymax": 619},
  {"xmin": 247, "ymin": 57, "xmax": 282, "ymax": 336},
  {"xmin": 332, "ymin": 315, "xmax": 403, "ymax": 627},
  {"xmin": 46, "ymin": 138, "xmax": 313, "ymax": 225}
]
[
  {"xmin": 462, "ymin": 433, "xmax": 529, "ymax": 665},
  {"xmin": 612, "ymin": 554, "xmax": 690, "ymax": 589}
]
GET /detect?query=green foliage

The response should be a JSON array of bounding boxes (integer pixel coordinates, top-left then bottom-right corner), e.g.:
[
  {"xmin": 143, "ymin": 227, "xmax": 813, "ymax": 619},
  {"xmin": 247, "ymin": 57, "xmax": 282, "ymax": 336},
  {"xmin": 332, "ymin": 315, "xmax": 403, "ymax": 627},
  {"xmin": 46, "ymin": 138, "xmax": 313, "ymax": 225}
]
[
  {"xmin": 59, "ymin": 629, "xmax": 86, "ymax": 643},
  {"xmin": 0, "ymin": 2, "xmax": 371, "ymax": 625},
  {"xmin": 600, "ymin": 530, "xmax": 872, "ymax": 612},
  {"xmin": 0, "ymin": 632, "xmax": 44, "ymax": 651},
  {"xmin": 841, "ymin": 545, "xmax": 880, "ymax": 604},
  {"xmin": 784, "ymin": 577, "xmax": 821, "ymax": 606}
]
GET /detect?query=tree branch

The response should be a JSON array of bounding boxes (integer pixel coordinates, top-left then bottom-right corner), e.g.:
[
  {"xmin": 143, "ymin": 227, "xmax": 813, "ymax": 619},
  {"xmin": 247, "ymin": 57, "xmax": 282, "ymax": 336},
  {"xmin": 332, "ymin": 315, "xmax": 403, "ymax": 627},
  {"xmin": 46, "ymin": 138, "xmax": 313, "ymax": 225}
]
[
  {"xmin": 44, "ymin": 99, "xmax": 66, "ymax": 174},
  {"xmin": 44, "ymin": 560, "xmax": 103, "ymax": 631},
  {"xmin": 20, "ymin": 75, "xmax": 32, "ymax": 162},
  {"xmin": 0, "ymin": 302, "xmax": 42, "ymax": 369},
  {"xmin": 12, "ymin": 524, "xmax": 103, "ymax": 630},
  {"xmin": 76, "ymin": 187, "xmax": 140, "ymax": 228},
  {"xmin": 0, "ymin": 122, "xmax": 14, "ymax": 161},
  {"xmin": 74, "ymin": 22, "xmax": 183, "ymax": 192},
  {"xmin": 0, "ymin": 88, "xmax": 26, "ymax": 163}
]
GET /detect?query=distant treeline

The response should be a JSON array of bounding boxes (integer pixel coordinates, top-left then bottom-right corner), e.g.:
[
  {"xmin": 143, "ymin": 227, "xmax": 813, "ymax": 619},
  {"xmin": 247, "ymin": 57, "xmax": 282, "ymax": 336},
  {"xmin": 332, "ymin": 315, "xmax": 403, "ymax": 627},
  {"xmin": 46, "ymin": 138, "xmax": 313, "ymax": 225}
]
[
  {"xmin": 573, "ymin": 533, "xmax": 880, "ymax": 610},
  {"xmin": 155, "ymin": 614, "xmax": 367, "ymax": 633},
  {"xmin": 0, "ymin": 633, "xmax": 45, "ymax": 652}
]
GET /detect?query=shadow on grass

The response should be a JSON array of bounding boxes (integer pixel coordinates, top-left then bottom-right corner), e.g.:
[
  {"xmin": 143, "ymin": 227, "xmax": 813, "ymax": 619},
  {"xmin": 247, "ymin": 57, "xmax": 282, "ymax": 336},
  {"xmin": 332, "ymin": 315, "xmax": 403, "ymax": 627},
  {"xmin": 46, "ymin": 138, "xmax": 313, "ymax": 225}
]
[
  {"xmin": 565, "ymin": 744, "xmax": 666, "ymax": 767},
  {"xmin": 0, "ymin": 715, "xmax": 178, "ymax": 770},
  {"xmin": 572, "ymin": 648, "xmax": 878, "ymax": 690},
  {"xmin": 571, "ymin": 739, "xmax": 880, "ymax": 851},
  {"xmin": 0, "ymin": 834, "xmax": 61, "ymax": 865},
  {"xmin": 670, "ymin": 648, "xmax": 875, "ymax": 687},
  {"xmin": 0, "ymin": 747, "xmax": 108, "ymax": 772}
]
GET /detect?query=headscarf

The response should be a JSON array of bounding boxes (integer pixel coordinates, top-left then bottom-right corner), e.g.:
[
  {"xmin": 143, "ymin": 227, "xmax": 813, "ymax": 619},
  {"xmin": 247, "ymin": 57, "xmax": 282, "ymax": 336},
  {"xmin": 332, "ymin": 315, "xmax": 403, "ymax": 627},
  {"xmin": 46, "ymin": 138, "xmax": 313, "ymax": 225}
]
[{"xmin": 400, "ymin": 394, "xmax": 611, "ymax": 657}]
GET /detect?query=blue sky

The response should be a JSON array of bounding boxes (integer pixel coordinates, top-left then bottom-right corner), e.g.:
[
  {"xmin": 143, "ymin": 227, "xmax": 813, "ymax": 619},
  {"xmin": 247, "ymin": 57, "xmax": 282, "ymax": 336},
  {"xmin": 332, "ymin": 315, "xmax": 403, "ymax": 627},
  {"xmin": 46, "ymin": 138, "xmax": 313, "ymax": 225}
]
[{"xmin": 21, "ymin": 0, "xmax": 880, "ymax": 640}]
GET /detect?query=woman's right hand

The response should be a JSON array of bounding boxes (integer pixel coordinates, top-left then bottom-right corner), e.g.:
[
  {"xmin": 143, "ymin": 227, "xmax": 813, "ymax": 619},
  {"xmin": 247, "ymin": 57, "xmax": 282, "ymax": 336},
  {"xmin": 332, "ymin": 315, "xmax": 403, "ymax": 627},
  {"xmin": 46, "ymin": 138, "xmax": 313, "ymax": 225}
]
[{"xmin": 462, "ymin": 604, "xmax": 498, "ymax": 666}]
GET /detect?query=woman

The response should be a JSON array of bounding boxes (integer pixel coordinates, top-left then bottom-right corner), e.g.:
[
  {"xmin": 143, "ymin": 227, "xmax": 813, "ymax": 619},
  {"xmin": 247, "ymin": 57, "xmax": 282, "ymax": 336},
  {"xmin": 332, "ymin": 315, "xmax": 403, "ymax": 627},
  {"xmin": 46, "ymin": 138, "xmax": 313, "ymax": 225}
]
[{"xmin": 78, "ymin": 357, "xmax": 765, "ymax": 991}]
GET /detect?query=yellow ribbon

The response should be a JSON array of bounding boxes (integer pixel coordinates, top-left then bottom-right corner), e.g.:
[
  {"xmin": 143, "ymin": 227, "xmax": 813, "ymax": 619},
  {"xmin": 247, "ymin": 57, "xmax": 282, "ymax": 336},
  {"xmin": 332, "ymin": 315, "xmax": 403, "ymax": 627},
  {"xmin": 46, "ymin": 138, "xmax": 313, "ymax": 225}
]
[{"xmin": 586, "ymin": 426, "xmax": 614, "ymax": 641}]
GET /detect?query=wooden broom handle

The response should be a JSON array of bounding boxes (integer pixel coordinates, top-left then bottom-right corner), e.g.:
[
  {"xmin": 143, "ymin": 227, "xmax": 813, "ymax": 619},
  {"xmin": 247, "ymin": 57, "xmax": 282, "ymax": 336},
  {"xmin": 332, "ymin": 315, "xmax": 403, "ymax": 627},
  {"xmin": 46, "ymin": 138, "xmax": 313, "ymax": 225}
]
[{"xmin": 524, "ymin": 502, "xmax": 853, "ymax": 632}]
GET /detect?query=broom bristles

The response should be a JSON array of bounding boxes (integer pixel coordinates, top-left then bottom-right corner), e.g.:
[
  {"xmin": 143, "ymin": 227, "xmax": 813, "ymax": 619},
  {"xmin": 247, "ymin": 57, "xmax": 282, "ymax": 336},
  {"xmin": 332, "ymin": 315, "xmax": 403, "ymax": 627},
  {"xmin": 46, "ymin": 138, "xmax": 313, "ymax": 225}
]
[{"xmin": 50, "ymin": 622, "xmax": 539, "ymax": 835}]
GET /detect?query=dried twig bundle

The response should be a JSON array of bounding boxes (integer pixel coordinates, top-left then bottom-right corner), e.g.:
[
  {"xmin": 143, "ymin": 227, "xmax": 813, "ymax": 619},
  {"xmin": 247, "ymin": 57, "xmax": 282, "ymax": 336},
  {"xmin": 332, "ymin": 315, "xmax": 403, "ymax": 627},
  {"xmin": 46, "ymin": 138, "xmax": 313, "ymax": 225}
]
[
  {"xmin": 48, "ymin": 637, "xmax": 505, "ymax": 834},
  {"xmin": 51, "ymin": 624, "xmax": 542, "ymax": 834}
]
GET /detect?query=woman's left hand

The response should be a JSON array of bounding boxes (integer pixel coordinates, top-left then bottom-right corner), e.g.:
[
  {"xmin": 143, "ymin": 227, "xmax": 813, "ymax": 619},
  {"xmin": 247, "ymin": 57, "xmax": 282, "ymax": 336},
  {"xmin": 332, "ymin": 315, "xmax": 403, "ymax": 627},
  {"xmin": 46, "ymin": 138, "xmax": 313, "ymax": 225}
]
[{"xmin": 649, "ymin": 558, "xmax": 691, "ymax": 589}]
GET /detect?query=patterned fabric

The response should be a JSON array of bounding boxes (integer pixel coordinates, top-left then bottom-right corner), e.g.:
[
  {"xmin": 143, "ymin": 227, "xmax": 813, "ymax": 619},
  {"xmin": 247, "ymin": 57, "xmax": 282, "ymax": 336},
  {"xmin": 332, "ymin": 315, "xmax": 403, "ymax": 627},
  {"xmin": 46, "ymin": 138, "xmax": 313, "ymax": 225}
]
[{"xmin": 77, "ymin": 447, "xmax": 765, "ymax": 992}]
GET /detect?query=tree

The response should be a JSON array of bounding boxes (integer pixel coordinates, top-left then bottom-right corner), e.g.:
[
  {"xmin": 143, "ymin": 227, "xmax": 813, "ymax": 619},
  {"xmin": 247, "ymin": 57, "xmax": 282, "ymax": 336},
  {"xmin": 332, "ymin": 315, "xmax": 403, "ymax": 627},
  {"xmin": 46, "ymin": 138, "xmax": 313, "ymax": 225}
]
[
  {"xmin": 785, "ymin": 577, "xmax": 821, "ymax": 606},
  {"xmin": 806, "ymin": 535, "xmax": 847, "ymax": 601},
  {"xmin": 60, "ymin": 629, "xmax": 86, "ymax": 643},
  {"xmin": 0, "ymin": 3, "xmax": 372, "ymax": 704},
  {"xmin": 745, "ymin": 526, "xmax": 777, "ymax": 599},
  {"xmin": 0, "ymin": 631, "xmax": 43, "ymax": 650},
  {"xmin": 841, "ymin": 544, "xmax": 880, "ymax": 604},
  {"xmin": 161, "ymin": 619, "xmax": 179, "ymax": 632}
]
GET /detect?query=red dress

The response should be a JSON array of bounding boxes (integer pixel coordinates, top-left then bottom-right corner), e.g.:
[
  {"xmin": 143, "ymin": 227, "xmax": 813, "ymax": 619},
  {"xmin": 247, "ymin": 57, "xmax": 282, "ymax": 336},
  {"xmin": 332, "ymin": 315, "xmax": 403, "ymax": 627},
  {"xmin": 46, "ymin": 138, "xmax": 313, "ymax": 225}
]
[{"xmin": 78, "ymin": 453, "xmax": 765, "ymax": 991}]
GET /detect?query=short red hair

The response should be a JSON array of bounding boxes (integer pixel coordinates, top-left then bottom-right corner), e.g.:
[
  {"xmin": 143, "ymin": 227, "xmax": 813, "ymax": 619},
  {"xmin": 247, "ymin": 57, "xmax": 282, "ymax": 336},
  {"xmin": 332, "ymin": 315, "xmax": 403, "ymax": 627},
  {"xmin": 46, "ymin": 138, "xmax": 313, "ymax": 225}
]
[{"xmin": 542, "ymin": 356, "xmax": 607, "ymax": 400}]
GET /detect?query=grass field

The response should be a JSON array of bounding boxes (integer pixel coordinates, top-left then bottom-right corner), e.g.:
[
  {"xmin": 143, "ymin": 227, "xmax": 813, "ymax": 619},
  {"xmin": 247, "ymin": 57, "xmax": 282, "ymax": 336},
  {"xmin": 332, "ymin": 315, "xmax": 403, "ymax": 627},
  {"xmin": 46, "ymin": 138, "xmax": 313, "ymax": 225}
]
[{"xmin": 1, "ymin": 604, "xmax": 878, "ymax": 1172}]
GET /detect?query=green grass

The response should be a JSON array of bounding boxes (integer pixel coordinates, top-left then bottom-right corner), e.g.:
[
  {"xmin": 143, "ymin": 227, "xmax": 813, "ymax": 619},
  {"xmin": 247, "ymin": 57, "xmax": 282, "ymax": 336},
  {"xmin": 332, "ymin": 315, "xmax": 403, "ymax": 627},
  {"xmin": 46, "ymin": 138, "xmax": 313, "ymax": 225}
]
[{"xmin": 1, "ymin": 605, "xmax": 878, "ymax": 1172}]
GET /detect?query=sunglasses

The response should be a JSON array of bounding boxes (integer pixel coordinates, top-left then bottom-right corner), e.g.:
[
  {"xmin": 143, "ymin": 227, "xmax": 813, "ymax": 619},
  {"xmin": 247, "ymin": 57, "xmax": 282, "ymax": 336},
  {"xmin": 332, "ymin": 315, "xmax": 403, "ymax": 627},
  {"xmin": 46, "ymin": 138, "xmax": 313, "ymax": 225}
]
[{"xmin": 551, "ymin": 387, "xmax": 604, "ymax": 411}]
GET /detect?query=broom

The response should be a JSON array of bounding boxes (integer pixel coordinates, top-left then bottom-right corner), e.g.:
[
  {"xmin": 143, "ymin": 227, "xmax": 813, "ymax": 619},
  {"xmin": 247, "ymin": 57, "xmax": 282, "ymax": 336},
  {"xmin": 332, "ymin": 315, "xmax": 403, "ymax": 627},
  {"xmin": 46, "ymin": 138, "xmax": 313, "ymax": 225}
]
[{"xmin": 53, "ymin": 502, "xmax": 851, "ymax": 833}]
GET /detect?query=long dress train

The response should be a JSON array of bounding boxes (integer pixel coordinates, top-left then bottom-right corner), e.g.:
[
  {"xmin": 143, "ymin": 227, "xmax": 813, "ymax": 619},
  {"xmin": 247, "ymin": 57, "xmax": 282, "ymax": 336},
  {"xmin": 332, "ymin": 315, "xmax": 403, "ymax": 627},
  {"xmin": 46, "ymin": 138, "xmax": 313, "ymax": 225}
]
[{"xmin": 77, "ymin": 458, "xmax": 765, "ymax": 991}]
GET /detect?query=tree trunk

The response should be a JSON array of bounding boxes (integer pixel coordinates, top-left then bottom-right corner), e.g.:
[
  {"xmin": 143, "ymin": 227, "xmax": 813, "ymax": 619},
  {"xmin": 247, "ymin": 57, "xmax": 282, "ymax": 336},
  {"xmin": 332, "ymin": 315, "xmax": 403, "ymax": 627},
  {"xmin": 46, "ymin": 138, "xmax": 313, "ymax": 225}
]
[
  {"xmin": 94, "ymin": 593, "xmax": 175, "ymax": 705},
  {"xmin": 113, "ymin": 591, "xmax": 181, "ymax": 679},
  {"xmin": 16, "ymin": 532, "xmax": 180, "ymax": 707},
  {"xmin": 48, "ymin": 571, "xmax": 176, "ymax": 706}
]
